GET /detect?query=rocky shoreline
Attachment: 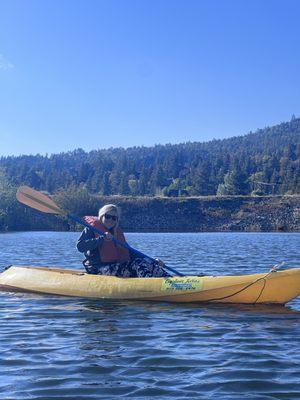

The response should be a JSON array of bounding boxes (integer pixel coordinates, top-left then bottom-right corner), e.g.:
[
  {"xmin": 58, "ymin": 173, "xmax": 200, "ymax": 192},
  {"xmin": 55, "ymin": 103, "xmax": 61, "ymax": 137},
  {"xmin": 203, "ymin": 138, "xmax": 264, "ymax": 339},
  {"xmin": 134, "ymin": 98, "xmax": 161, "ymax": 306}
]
[
  {"xmin": 83, "ymin": 195, "xmax": 300, "ymax": 232},
  {"xmin": 1, "ymin": 195, "xmax": 299, "ymax": 232}
]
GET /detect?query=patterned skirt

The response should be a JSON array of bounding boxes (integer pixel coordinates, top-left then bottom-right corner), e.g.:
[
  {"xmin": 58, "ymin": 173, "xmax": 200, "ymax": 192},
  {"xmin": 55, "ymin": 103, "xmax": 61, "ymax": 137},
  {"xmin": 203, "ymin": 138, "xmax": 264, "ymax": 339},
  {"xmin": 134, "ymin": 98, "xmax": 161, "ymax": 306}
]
[{"xmin": 84, "ymin": 257, "xmax": 171, "ymax": 278}]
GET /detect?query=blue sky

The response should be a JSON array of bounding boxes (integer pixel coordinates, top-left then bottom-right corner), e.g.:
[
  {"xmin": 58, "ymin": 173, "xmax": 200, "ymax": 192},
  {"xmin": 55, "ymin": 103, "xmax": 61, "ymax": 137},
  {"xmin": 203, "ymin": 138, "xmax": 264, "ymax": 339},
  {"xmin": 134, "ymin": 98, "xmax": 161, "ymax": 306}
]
[{"xmin": 0, "ymin": 0, "xmax": 299, "ymax": 156}]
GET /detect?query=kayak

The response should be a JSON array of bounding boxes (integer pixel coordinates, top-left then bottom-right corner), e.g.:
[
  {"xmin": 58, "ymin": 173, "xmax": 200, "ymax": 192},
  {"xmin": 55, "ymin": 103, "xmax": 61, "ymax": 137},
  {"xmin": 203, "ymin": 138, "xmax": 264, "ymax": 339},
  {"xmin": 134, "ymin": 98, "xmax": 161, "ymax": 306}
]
[{"xmin": 0, "ymin": 266, "xmax": 300, "ymax": 304}]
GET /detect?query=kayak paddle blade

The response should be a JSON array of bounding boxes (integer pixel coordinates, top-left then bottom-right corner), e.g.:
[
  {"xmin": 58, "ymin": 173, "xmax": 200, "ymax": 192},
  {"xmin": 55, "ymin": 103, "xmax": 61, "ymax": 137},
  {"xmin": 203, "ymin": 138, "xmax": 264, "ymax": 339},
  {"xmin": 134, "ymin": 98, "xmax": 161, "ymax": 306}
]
[{"xmin": 16, "ymin": 186, "xmax": 65, "ymax": 215}]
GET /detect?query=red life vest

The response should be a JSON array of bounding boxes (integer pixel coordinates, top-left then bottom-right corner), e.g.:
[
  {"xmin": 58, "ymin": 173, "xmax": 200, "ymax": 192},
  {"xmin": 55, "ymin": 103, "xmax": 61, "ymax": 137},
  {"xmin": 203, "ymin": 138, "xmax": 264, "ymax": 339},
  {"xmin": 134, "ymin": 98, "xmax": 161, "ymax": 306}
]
[{"xmin": 84, "ymin": 216, "xmax": 130, "ymax": 263}]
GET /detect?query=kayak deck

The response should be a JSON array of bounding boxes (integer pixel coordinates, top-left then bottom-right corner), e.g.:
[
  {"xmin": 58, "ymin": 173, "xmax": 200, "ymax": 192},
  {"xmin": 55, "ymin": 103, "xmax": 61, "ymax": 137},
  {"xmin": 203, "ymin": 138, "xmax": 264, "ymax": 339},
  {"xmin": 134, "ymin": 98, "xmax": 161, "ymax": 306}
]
[{"xmin": 0, "ymin": 266, "xmax": 300, "ymax": 304}]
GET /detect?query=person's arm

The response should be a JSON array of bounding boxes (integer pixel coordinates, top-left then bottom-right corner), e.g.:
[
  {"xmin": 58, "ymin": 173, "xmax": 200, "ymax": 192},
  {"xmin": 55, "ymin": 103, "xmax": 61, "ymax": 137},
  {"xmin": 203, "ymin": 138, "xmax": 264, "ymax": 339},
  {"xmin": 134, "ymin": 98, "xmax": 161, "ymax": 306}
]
[{"xmin": 76, "ymin": 228, "xmax": 104, "ymax": 253}]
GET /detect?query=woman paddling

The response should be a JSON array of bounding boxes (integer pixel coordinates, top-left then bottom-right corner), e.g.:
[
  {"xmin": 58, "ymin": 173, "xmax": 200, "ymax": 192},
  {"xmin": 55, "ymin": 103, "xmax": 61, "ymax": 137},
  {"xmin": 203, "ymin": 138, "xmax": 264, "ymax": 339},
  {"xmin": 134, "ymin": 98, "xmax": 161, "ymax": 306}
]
[{"xmin": 77, "ymin": 204, "xmax": 170, "ymax": 278}]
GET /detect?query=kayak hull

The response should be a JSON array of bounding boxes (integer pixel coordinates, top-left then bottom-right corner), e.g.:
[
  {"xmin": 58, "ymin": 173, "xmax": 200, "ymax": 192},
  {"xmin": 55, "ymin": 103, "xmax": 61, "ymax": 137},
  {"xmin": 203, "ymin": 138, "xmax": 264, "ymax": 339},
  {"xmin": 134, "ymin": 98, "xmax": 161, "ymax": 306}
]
[{"xmin": 0, "ymin": 266, "xmax": 300, "ymax": 304}]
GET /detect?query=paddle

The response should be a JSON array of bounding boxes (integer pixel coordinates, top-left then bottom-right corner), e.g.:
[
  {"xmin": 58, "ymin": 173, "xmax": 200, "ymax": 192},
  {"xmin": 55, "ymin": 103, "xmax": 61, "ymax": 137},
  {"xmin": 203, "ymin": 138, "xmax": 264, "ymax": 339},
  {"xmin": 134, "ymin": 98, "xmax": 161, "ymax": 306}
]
[{"xmin": 16, "ymin": 186, "xmax": 183, "ymax": 276}]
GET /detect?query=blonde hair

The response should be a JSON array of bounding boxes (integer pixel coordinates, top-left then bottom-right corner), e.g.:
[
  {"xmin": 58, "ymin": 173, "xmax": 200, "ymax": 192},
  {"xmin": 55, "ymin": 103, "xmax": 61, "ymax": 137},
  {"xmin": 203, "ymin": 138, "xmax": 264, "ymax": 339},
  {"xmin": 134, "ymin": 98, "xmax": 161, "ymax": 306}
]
[{"xmin": 98, "ymin": 204, "xmax": 120, "ymax": 227}]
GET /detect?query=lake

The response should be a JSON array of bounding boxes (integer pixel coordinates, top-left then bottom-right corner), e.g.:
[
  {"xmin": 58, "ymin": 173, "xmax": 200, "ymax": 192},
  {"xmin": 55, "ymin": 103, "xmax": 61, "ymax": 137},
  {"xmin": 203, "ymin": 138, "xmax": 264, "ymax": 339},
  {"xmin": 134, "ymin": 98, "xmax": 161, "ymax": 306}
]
[{"xmin": 0, "ymin": 232, "xmax": 299, "ymax": 399}]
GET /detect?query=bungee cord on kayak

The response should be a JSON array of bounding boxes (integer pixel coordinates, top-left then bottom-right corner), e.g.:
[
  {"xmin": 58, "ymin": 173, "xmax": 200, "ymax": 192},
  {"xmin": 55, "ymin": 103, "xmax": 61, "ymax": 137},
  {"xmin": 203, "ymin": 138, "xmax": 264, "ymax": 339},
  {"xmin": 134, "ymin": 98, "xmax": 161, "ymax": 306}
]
[{"xmin": 202, "ymin": 262, "xmax": 286, "ymax": 304}]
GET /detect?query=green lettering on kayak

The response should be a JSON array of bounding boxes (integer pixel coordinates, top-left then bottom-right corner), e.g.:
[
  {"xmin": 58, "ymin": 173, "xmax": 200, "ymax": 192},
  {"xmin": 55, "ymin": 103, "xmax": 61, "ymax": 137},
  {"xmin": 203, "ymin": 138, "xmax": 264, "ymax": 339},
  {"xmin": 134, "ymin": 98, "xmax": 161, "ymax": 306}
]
[{"xmin": 162, "ymin": 277, "xmax": 203, "ymax": 292}]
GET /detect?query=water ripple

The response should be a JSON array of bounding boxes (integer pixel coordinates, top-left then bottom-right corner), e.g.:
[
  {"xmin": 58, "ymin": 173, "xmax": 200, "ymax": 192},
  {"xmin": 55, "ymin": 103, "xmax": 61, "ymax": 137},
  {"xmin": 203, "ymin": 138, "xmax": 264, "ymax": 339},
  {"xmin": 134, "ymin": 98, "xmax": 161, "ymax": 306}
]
[{"xmin": 0, "ymin": 232, "xmax": 299, "ymax": 399}]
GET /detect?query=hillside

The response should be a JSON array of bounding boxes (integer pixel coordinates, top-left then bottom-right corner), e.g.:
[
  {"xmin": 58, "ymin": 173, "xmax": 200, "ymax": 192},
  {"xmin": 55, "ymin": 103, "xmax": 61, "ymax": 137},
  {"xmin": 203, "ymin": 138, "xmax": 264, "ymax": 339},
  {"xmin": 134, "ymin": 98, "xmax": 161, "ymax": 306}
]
[{"xmin": 0, "ymin": 117, "xmax": 299, "ymax": 197}]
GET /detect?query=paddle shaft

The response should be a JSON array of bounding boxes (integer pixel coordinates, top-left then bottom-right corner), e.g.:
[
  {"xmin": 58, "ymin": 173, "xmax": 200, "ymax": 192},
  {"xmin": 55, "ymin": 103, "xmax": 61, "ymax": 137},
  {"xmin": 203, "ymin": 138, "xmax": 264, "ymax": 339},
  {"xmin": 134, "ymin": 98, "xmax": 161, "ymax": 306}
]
[{"xmin": 68, "ymin": 214, "xmax": 184, "ymax": 276}]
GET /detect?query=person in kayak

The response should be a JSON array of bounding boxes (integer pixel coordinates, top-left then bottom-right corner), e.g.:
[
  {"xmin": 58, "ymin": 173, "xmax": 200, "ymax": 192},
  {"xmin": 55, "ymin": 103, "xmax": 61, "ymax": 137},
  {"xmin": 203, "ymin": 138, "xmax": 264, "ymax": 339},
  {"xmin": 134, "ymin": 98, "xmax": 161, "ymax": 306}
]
[{"xmin": 76, "ymin": 204, "xmax": 170, "ymax": 278}]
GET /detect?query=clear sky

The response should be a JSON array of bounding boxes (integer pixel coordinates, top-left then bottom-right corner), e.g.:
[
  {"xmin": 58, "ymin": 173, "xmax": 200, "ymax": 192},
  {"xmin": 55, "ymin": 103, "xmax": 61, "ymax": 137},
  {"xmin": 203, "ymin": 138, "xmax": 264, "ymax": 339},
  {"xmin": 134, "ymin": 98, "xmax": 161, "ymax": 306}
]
[{"xmin": 0, "ymin": 0, "xmax": 299, "ymax": 156}]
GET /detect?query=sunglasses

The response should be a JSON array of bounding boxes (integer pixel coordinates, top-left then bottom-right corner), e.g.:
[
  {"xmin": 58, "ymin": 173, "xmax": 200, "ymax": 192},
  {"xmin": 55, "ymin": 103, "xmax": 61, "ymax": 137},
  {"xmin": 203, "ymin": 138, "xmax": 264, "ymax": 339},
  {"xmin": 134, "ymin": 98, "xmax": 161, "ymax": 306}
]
[{"xmin": 104, "ymin": 213, "xmax": 118, "ymax": 221}]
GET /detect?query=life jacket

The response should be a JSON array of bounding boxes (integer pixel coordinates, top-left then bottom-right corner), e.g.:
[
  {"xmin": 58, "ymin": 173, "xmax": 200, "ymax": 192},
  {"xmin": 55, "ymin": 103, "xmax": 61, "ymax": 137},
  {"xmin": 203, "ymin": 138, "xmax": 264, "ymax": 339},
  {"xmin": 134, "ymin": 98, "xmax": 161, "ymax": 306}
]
[{"xmin": 84, "ymin": 216, "xmax": 130, "ymax": 263}]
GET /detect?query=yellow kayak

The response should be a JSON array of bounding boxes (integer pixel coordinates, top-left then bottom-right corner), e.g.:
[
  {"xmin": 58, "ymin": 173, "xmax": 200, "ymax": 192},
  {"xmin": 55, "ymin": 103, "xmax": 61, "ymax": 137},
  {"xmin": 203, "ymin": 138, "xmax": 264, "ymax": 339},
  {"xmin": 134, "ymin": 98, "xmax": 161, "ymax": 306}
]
[{"xmin": 1, "ymin": 265, "xmax": 300, "ymax": 304}]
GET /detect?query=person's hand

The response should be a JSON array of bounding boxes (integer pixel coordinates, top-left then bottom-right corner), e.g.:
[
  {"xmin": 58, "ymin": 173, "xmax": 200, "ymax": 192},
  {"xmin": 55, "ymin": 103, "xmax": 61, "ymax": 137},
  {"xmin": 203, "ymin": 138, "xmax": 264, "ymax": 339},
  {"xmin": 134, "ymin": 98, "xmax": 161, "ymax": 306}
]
[
  {"xmin": 104, "ymin": 231, "xmax": 114, "ymax": 241},
  {"xmin": 155, "ymin": 258, "xmax": 165, "ymax": 267}
]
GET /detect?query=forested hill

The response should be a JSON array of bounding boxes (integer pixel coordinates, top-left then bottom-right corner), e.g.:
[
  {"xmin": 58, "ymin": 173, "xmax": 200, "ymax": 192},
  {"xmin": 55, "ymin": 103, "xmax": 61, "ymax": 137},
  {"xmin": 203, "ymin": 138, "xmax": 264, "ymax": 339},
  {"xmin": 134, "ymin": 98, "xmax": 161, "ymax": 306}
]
[{"xmin": 1, "ymin": 117, "xmax": 299, "ymax": 196}]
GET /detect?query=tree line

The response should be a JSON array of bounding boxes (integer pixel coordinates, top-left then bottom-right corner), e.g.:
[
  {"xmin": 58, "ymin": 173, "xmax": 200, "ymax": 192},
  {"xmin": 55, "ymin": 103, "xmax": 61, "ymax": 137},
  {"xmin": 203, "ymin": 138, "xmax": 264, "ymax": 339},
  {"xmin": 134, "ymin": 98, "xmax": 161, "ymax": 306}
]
[{"xmin": 0, "ymin": 117, "xmax": 299, "ymax": 197}]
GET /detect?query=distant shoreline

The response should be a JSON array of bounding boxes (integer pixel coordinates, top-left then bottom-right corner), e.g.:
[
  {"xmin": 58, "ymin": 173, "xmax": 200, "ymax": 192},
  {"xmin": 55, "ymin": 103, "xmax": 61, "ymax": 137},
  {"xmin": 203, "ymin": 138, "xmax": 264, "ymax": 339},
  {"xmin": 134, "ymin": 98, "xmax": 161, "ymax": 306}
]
[
  {"xmin": 88, "ymin": 195, "xmax": 300, "ymax": 233},
  {"xmin": 1, "ymin": 195, "xmax": 299, "ymax": 233}
]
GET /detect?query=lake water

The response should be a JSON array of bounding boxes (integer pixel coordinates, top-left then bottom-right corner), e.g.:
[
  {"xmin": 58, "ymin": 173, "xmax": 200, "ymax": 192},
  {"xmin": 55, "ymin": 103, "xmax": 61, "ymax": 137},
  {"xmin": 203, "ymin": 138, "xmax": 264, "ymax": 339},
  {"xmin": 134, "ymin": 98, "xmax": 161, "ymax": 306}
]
[{"xmin": 0, "ymin": 231, "xmax": 299, "ymax": 399}]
